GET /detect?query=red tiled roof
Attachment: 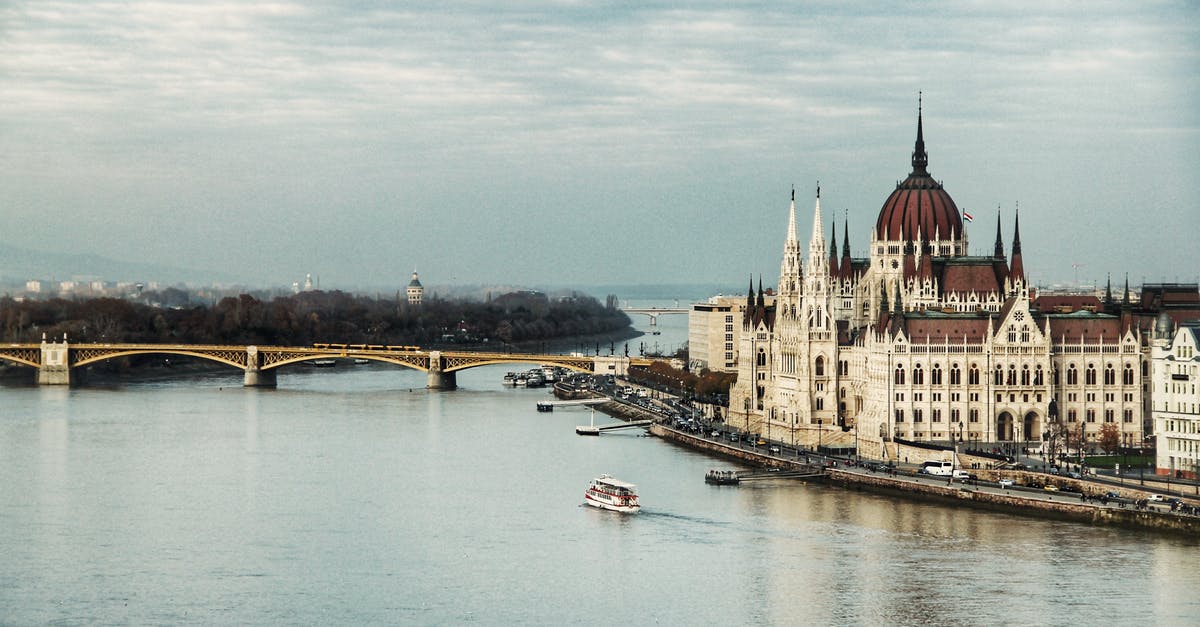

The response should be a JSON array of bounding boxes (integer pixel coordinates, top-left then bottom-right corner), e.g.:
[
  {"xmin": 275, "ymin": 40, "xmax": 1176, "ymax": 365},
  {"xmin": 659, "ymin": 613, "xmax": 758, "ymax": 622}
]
[{"xmin": 1047, "ymin": 316, "xmax": 1123, "ymax": 343}]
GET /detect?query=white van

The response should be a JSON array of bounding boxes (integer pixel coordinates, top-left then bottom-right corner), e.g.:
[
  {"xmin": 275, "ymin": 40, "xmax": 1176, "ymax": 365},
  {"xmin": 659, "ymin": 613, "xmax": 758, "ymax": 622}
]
[{"xmin": 920, "ymin": 460, "xmax": 953, "ymax": 476}]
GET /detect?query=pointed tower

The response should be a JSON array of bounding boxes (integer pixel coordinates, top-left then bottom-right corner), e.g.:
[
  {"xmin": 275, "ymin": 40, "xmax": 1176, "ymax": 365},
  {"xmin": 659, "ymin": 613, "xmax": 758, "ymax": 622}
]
[
  {"xmin": 839, "ymin": 217, "xmax": 852, "ymax": 278},
  {"xmin": 1009, "ymin": 204, "xmax": 1025, "ymax": 289},
  {"xmin": 778, "ymin": 187, "xmax": 804, "ymax": 302},
  {"xmin": 803, "ymin": 184, "xmax": 833, "ymax": 327},
  {"xmin": 993, "ymin": 209, "xmax": 1005, "ymax": 259},
  {"xmin": 829, "ymin": 221, "xmax": 840, "ymax": 279},
  {"xmin": 807, "ymin": 183, "xmax": 828, "ymax": 277}
]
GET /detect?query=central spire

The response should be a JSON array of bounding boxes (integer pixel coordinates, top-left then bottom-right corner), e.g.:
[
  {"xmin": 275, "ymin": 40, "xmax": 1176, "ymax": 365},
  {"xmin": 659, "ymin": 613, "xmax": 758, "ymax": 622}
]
[{"xmin": 911, "ymin": 92, "xmax": 928, "ymax": 175}]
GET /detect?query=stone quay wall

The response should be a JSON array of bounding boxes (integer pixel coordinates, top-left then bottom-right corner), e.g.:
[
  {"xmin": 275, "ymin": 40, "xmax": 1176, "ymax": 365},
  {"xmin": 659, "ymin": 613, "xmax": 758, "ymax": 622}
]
[{"xmin": 827, "ymin": 469, "xmax": 1200, "ymax": 535}]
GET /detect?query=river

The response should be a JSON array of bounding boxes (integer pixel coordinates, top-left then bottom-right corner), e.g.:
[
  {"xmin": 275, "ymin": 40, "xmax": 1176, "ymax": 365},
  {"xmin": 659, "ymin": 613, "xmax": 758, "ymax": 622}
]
[{"xmin": 1, "ymin": 310, "xmax": 1197, "ymax": 624}]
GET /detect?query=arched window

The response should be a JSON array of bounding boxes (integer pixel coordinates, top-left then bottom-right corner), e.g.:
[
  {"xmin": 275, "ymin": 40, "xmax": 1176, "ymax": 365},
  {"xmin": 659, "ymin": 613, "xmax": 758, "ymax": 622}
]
[
  {"xmin": 895, "ymin": 365, "xmax": 905, "ymax": 385},
  {"xmin": 932, "ymin": 364, "xmax": 943, "ymax": 385},
  {"xmin": 757, "ymin": 350, "xmax": 767, "ymax": 367},
  {"xmin": 1007, "ymin": 365, "xmax": 1017, "ymax": 385},
  {"xmin": 1086, "ymin": 364, "xmax": 1097, "ymax": 385},
  {"xmin": 994, "ymin": 366, "xmax": 1003, "ymax": 385},
  {"xmin": 815, "ymin": 356, "xmax": 825, "ymax": 377},
  {"xmin": 950, "ymin": 364, "xmax": 961, "ymax": 385},
  {"xmin": 1034, "ymin": 365, "xmax": 1044, "ymax": 386},
  {"xmin": 1104, "ymin": 365, "xmax": 1116, "ymax": 386},
  {"xmin": 1123, "ymin": 364, "xmax": 1135, "ymax": 385},
  {"xmin": 969, "ymin": 365, "xmax": 980, "ymax": 386},
  {"xmin": 1021, "ymin": 365, "xmax": 1030, "ymax": 386},
  {"xmin": 1067, "ymin": 364, "xmax": 1078, "ymax": 385},
  {"xmin": 913, "ymin": 364, "xmax": 924, "ymax": 385}
]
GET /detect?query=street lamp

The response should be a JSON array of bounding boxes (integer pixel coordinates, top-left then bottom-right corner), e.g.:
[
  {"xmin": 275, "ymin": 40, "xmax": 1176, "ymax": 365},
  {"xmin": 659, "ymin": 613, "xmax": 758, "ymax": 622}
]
[{"xmin": 818, "ymin": 419, "xmax": 823, "ymax": 455}]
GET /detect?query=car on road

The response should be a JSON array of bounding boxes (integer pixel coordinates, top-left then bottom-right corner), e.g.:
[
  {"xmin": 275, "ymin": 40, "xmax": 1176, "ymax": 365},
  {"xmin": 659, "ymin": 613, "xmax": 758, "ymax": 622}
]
[
  {"xmin": 1147, "ymin": 494, "xmax": 1165, "ymax": 502},
  {"xmin": 1067, "ymin": 471, "xmax": 1082, "ymax": 479},
  {"xmin": 1043, "ymin": 484, "xmax": 1059, "ymax": 492},
  {"xmin": 998, "ymin": 478, "xmax": 1015, "ymax": 488},
  {"xmin": 769, "ymin": 445, "xmax": 781, "ymax": 454},
  {"xmin": 711, "ymin": 430, "xmax": 720, "ymax": 437},
  {"xmin": 756, "ymin": 439, "xmax": 767, "ymax": 446}
]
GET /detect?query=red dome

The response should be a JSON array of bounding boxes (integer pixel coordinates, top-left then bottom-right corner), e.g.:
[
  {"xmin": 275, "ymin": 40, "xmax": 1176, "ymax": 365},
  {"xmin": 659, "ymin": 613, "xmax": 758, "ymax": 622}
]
[
  {"xmin": 874, "ymin": 106, "xmax": 963, "ymax": 242},
  {"xmin": 875, "ymin": 172, "xmax": 962, "ymax": 242}
]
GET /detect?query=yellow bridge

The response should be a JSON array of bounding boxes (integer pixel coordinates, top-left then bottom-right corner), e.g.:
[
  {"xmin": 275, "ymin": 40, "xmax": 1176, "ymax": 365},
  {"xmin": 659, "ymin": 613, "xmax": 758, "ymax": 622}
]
[{"xmin": 3, "ymin": 339, "xmax": 651, "ymax": 389}]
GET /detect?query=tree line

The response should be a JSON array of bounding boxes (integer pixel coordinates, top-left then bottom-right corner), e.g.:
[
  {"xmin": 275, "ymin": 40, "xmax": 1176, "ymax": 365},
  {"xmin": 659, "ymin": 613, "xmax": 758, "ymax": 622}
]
[{"xmin": 0, "ymin": 289, "xmax": 632, "ymax": 348}]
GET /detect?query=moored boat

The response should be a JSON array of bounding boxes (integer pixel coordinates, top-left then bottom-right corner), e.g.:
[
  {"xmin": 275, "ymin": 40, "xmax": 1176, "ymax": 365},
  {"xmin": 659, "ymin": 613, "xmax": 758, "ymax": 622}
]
[
  {"xmin": 705, "ymin": 469, "xmax": 740, "ymax": 485},
  {"xmin": 312, "ymin": 359, "xmax": 337, "ymax": 367},
  {"xmin": 536, "ymin": 402, "xmax": 554, "ymax": 412},
  {"xmin": 584, "ymin": 474, "xmax": 640, "ymax": 513}
]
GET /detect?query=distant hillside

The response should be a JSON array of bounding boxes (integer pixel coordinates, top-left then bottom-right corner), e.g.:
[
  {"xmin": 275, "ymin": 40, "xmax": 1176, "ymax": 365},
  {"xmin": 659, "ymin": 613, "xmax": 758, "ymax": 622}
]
[{"xmin": 0, "ymin": 242, "xmax": 243, "ymax": 286}]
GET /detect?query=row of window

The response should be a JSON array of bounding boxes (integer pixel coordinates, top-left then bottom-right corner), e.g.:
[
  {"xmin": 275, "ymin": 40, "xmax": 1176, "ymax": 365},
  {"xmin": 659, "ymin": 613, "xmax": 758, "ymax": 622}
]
[{"xmin": 887, "ymin": 362, "xmax": 1139, "ymax": 386}]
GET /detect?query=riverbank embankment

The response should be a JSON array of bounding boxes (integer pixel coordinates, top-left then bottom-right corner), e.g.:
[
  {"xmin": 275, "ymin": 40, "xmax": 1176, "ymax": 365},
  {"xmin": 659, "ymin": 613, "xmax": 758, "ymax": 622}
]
[{"xmin": 648, "ymin": 422, "xmax": 1200, "ymax": 536}]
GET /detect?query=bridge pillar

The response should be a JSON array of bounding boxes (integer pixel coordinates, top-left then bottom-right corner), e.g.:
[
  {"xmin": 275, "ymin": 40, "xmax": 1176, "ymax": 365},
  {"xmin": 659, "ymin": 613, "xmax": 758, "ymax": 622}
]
[
  {"xmin": 243, "ymin": 346, "xmax": 277, "ymax": 388},
  {"xmin": 426, "ymin": 351, "xmax": 457, "ymax": 390},
  {"xmin": 37, "ymin": 335, "xmax": 71, "ymax": 385}
]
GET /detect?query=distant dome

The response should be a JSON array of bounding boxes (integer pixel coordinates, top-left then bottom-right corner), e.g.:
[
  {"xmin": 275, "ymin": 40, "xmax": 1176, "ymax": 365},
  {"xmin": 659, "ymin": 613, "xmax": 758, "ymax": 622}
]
[
  {"xmin": 1156, "ymin": 311, "xmax": 1173, "ymax": 336},
  {"xmin": 874, "ymin": 106, "xmax": 963, "ymax": 243}
]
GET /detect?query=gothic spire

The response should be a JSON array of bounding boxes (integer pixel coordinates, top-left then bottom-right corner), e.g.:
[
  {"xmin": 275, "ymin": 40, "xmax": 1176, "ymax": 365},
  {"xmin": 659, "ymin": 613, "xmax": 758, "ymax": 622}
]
[
  {"xmin": 807, "ymin": 183, "xmax": 827, "ymax": 276},
  {"xmin": 786, "ymin": 186, "xmax": 798, "ymax": 244},
  {"xmin": 1105, "ymin": 273, "xmax": 1113, "ymax": 305},
  {"xmin": 911, "ymin": 92, "xmax": 928, "ymax": 174},
  {"xmin": 1009, "ymin": 203, "xmax": 1024, "ymax": 282},
  {"xmin": 840, "ymin": 216, "xmax": 852, "ymax": 277},
  {"xmin": 779, "ymin": 186, "xmax": 804, "ymax": 298},
  {"xmin": 1123, "ymin": 273, "xmax": 1130, "ymax": 306},
  {"xmin": 829, "ymin": 220, "xmax": 839, "ymax": 278},
  {"xmin": 993, "ymin": 207, "xmax": 1005, "ymax": 259}
]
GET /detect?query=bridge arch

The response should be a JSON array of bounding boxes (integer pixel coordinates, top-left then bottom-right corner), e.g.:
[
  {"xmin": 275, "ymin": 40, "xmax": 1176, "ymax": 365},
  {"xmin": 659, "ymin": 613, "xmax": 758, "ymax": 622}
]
[
  {"xmin": 71, "ymin": 348, "xmax": 247, "ymax": 371},
  {"xmin": 261, "ymin": 354, "xmax": 429, "ymax": 372},
  {"xmin": 440, "ymin": 357, "xmax": 593, "ymax": 374}
]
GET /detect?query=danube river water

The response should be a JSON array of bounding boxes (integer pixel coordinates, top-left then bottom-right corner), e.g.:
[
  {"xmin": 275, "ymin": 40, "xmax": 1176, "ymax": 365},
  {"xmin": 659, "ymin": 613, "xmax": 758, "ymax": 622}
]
[{"xmin": 2, "ymin": 363, "xmax": 1198, "ymax": 625}]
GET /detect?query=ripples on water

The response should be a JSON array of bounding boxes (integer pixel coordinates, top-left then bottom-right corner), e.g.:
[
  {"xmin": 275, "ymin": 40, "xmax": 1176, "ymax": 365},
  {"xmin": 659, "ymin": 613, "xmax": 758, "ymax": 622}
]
[{"xmin": 0, "ymin": 364, "xmax": 1197, "ymax": 625}]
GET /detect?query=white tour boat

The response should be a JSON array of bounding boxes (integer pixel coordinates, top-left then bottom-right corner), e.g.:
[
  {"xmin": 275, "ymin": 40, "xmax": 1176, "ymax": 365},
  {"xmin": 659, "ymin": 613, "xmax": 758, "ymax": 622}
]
[{"xmin": 583, "ymin": 475, "xmax": 641, "ymax": 513}]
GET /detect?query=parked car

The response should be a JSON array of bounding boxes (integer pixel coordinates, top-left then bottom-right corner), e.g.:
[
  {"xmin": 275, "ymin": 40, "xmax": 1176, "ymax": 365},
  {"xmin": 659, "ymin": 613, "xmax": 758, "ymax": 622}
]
[
  {"xmin": 1147, "ymin": 494, "xmax": 1165, "ymax": 502},
  {"xmin": 998, "ymin": 478, "xmax": 1015, "ymax": 488}
]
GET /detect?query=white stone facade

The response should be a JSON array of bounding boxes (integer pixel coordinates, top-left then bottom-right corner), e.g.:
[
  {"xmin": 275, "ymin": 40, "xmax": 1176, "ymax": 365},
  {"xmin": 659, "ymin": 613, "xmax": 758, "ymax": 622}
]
[{"xmin": 1151, "ymin": 322, "xmax": 1200, "ymax": 479}]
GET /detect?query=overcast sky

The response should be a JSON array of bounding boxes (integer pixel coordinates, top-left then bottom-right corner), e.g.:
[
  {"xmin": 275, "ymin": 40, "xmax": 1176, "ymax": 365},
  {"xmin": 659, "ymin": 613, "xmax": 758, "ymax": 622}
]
[{"xmin": 2, "ymin": 1, "xmax": 1197, "ymax": 292}]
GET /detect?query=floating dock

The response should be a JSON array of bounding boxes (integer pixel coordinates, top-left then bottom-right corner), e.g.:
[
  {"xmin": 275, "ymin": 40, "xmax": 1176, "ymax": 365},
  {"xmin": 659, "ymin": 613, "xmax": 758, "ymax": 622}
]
[{"xmin": 576, "ymin": 419, "xmax": 654, "ymax": 436}]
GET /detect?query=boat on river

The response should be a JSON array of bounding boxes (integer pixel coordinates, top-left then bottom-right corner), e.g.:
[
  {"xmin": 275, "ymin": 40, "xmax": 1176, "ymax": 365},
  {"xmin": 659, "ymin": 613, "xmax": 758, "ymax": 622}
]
[
  {"xmin": 536, "ymin": 402, "xmax": 554, "ymax": 412},
  {"xmin": 583, "ymin": 475, "xmax": 640, "ymax": 513},
  {"xmin": 705, "ymin": 469, "xmax": 740, "ymax": 485}
]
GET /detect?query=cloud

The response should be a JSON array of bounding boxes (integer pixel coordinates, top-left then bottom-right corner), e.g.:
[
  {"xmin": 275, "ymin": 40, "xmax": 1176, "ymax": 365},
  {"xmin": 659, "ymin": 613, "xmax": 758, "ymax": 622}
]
[{"xmin": 0, "ymin": 1, "xmax": 1196, "ymax": 287}]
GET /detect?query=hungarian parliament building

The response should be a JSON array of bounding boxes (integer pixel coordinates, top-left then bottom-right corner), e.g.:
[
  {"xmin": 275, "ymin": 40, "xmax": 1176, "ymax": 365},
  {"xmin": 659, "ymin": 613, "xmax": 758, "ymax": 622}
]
[{"xmin": 702, "ymin": 107, "xmax": 1200, "ymax": 473}]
